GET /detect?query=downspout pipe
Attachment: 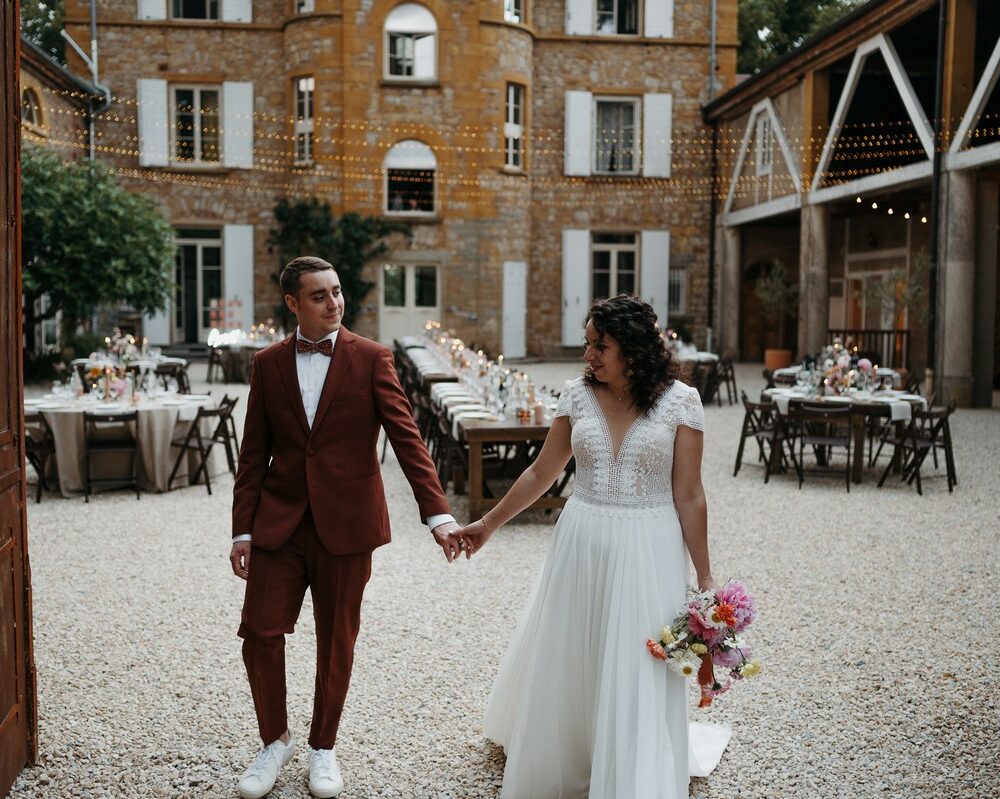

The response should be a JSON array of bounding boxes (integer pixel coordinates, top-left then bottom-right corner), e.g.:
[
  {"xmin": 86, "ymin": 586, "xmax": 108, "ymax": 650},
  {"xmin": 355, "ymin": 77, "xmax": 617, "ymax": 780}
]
[
  {"xmin": 706, "ymin": 0, "xmax": 718, "ymax": 353},
  {"xmin": 927, "ymin": 0, "xmax": 947, "ymax": 386}
]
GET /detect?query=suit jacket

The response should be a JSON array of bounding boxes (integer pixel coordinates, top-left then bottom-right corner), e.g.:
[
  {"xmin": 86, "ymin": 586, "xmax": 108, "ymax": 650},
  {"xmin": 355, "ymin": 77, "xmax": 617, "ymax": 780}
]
[{"xmin": 232, "ymin": 327, "xmax": 450, "ymax": 555}]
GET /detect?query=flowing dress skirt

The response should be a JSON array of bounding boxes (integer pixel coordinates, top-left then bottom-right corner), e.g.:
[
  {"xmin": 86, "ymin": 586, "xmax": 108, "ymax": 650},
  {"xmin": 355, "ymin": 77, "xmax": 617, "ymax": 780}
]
[{"xmin": 484, "ymin": 495, "xmax": 729, "ymax": 798}]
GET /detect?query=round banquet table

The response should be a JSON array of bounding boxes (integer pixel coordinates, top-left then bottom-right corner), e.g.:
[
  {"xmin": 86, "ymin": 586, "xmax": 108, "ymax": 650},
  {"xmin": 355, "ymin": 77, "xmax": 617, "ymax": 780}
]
[{"xmin": 24, "ymin": 394, "xmax": 223, "ymax": 497}]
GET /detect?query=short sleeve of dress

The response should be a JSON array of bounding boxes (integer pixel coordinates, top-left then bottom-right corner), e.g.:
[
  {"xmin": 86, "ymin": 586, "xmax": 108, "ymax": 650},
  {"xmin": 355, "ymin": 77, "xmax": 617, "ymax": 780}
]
[
  {"xmin": 676, "ymin": 382, "xmax": 705, "ymax": 431},
  {"xmin": 554, "ymin": 379, "xmax": 576, "ymax": 420}
]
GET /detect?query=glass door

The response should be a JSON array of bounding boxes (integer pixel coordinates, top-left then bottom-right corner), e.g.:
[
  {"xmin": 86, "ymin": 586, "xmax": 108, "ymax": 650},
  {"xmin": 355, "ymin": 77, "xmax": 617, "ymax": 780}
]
[{"xmin": 378, "ymin": 264, "xmax": 440, "ymax": 344}]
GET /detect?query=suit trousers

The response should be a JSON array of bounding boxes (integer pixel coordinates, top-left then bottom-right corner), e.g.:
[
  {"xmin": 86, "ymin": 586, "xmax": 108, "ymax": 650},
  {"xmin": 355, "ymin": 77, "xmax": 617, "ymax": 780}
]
[{"xmin": 238, "ymin": 509, "xmax": 372, "ymax": 749}]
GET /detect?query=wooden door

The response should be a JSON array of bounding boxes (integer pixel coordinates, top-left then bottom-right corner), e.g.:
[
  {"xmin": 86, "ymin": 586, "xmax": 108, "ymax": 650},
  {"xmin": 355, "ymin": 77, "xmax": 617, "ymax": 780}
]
[{"xmin": 0, "ymin": 3, "xmax": 38, "ymax": 795}]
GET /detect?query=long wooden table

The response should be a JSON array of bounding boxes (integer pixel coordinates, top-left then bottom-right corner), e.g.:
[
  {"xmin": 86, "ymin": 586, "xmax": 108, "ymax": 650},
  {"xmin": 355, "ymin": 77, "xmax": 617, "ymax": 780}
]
[
  {"xmin": 761, "ymin": 391, "xmax": 925, "ymax": 484},
  {"xmin": 459, "ymin": 418, "xmax": 569, "ymax": 522}
]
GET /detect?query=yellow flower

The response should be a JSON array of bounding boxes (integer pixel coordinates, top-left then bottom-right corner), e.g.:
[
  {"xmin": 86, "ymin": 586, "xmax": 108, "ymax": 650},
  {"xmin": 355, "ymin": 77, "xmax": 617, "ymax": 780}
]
[
  {"xmin": 740, "ymin": 660, "xmax": 762, "ymax": 678},
  {"xmin": 690, "ymin": 643, "xmax": 708, "ymax": 655},
  {"xmin": 660, "ymin": 628, "xmax": 676, "ymax": 645}
]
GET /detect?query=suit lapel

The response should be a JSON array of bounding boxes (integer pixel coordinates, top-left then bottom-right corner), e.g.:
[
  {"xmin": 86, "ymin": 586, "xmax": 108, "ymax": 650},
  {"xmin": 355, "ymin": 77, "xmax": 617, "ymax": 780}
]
[
  {"xmin": 277, "ymin": 334, "xmax": 311, "ymax": 438},
  {"xmin": 310, "ymin": 327, "xmax": 358, "ymax": 435}
]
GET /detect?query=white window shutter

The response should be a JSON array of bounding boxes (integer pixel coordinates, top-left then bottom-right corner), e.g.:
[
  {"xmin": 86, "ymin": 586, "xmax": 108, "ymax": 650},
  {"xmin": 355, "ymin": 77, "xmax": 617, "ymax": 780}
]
[
  {"xmin": 222, "ymin": 81, "xmax": 254, "ymax": 168},
  {"xmin": 644, "ymin": 0, "xmax": 674, "ymax": 38},
  {"xmin": 565, "ymin": 0, "xmax": 593, "ymax": 35},
  {"xmin": 143, "ymin": 307, "xmax": 171, "ymax": 345},
  {"xmin": 640, "ymin": 230, "xmax": 670, "ymax": 328},
  {"xmin": 562, "ymin": 230, "xmax": 590, "ymax": 346},
  {"xmin": 642, "ymin": 93, "xmax": 672, "ymax": 177},
  {"xmin": 136, "ymin": 79, "xmax": 169, "ymax": 167},
  {"xmin": 502, "ymin": 261, "xmax": 528, "ymax": 359},
  {"xmin": 137, "ymin": 0, "xmax": 166, "ymax": 20},
  {"xmin": 564, "ymin": 90, "xmax": 592, "ymax": 176},
  {"xmin": 222, "ymin": 0, "xmax": 253, "ymax": 22},
  {"xmin": 224, "ymin": 224, "xmax": 255, "ymax": 328}
]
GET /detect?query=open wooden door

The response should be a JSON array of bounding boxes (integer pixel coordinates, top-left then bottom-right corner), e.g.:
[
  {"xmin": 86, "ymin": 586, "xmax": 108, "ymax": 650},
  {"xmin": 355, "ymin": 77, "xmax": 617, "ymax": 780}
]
[{"xmin": 0, "ymin": 2, "xmax": 38, "ymax": 795}]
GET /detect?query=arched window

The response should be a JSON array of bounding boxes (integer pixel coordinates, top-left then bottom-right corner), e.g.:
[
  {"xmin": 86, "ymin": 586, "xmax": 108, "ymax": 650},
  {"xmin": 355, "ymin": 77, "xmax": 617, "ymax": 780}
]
[
  {"xmin": 385, "ymin": 140, "xmax": 437, "ymax": 215},
  {"xmin": 384, "ymin": 3, "xmax": 437, "ymax": 80},
  {"xmin": 21, "ymin": 88, "xmax": 42, "ymax": 127}
]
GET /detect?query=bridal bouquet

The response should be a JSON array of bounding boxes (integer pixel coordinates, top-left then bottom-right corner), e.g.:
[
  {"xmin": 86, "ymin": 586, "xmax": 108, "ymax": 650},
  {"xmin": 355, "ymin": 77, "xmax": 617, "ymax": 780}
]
[{"xmin": 646, "ymin": 581, "xmax": 761, "ymax": 707}]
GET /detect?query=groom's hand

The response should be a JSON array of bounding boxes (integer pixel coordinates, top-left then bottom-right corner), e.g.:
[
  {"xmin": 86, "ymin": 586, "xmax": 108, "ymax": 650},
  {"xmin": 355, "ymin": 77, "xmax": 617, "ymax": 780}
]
[
  {"xmin": 230, "ymin": 541, "xmax": 251, "ymax": 580},
  {"xmin": 431, "ymin": 521, "xmax": 462, "ymax": 563}
]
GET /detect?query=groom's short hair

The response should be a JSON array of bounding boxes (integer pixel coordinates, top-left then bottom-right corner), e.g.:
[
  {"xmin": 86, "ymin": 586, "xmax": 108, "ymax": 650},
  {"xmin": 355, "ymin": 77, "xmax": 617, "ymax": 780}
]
[{"xmin": 280, "ymin": 256, "xmax": 336, "ymax": 298}]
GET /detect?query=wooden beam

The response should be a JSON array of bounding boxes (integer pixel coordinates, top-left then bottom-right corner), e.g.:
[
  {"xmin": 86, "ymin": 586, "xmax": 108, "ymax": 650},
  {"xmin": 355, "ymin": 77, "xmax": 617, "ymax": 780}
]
[
  {"xmin": 801, "ymin": 69, "xmax": 829, "ymax": 191},
  {"xmin": 942, "ymin": 0, "xmax": 977, "ymax": 148}
]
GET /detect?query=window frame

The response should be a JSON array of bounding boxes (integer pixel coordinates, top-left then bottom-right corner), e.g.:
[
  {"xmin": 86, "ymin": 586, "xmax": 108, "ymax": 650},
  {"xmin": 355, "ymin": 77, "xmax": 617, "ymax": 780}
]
[
  {"xmin": 755, "ymin": 114, "xmax": 773, "ymax": 177},
  {"xmin": 504, "ymin": 82, "xmax": 526, "ymax": 170},
  {"xmin": 668, "ymin": 268, "xmax": 687, "ymax": 315},
  {"xmin": 384, "ymin": 168, "xmax": 437, "ymax": 216},
  {"xmin": 590, "ymin": 232, "xmax": 640, "ymax": 300},
  {"xmin": 295, "ymin": 0, "xmax": 315, "ymax": 13},
  {"xmin": 293, "ymin": 76, "xmax": 315, "ymax": 165},
  {"xmin": 171, "ymin": 0, "xmax": 220, "ymax": 20},
  {"xmin": 173, "ymin": 227, "xmax": 224, "ymax": 341},
  {"xmin": 594, "ymin": 0, "xmax": 641, "ymax": 36},
  {"xmin": 504, "ymin": 0, "xmax": 524, "ymax": 24},
  {"xmin": 169, "ymin": 84, "xmax": 223, "ymax": 166},
  {"xmin": 20, "ymin": 87, "xmax": 42, "ymax": 128},
  {"xmin": 383, "ymin": 5, "xmax": 438, "ymax": 82},
  {"xmin": 593, "ymin": 96, "xmax": 641, "ymax": 176}
]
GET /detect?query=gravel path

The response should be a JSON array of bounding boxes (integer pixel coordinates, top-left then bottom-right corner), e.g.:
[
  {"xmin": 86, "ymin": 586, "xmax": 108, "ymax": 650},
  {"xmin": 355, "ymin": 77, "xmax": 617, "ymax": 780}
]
[{"xmin": 12, "ymin": 363, "xmax": 1000, "ymax": 798}]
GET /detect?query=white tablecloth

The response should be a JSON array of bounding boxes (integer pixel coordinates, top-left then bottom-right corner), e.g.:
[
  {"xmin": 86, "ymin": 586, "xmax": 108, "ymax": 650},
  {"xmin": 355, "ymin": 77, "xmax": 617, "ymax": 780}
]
[
  {"xmin": 763, "ymin": 388, "xmax": 926, "ymax": 420},
  {"xmin": 24, "ymin": 395, "xmax": 222, "ymax": 496}
]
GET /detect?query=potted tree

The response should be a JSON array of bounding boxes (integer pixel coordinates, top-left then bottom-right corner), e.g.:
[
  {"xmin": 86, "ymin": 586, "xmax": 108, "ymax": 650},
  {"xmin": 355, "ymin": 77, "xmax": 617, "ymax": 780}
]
[{"xmin": 754, "ymin": 260, "xmax": 799, "ymax": 371}]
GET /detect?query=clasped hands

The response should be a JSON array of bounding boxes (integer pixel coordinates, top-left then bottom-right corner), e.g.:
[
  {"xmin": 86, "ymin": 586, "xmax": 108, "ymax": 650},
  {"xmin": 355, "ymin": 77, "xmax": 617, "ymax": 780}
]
[{"xmin": 431, "ymin": 519, "xmax": 494, "ymax": 563}]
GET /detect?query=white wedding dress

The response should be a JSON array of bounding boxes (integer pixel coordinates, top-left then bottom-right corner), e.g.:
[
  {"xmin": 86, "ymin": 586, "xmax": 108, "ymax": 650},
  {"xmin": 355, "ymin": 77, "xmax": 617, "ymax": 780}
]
[{"xmin": 484, "ymin": 377, "xmax": 731, "ymax": 798}]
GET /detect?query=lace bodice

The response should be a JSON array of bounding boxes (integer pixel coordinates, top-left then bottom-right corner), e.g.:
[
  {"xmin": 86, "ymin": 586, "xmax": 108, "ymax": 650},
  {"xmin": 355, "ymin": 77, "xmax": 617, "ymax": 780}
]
[{"xmin": 554, "ymin": 377, "xmax": 704, "ymax": 509}]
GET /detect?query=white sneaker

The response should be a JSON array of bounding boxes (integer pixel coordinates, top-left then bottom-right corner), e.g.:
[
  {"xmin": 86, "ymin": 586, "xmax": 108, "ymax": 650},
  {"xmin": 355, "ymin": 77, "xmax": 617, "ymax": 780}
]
[
  {"xmin": 238, "ymin": 734, "xmax": 296, "ymax": 799},
  {"xmin": 308, "ymin": 747, "xmax": 344, "ymax": 798}
]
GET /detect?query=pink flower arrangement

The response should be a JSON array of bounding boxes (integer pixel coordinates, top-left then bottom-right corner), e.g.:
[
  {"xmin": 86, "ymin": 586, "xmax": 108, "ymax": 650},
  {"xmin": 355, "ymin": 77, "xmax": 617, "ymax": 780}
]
[{"xmin": 646, "ymin": 581, "xmax": 761, "ymax": 707}]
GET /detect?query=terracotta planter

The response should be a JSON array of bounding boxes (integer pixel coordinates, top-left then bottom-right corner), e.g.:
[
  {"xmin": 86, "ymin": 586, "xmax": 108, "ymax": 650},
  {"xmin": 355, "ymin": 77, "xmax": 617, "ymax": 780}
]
[{"xmin": 763, "ymin": 348, "xmax": 793, "ymax": 372}]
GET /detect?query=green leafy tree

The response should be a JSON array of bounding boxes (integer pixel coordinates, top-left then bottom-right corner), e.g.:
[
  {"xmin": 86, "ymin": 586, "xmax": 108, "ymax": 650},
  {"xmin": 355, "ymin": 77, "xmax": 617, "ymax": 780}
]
[
  {"xmin": 738, "ymin": 0, "xmax": 866, "ymax": 75},
  {"xmin": 268, "ymin": 197, "xmax": 410, "ymax": 327},
  {"xmin": 754, "ymin": 260, "xmax": 800, "ymax": 348},
  {"xmin": 21, "ymin": 147, "xmax": 173, "ymax": 350},
  {"xmin": 20, "ymin": 0, "xmax": 65, "ymax": 63}
]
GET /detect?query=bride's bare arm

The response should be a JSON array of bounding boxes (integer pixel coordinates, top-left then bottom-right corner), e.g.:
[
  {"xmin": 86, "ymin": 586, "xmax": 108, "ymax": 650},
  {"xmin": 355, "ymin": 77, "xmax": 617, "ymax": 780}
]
[
  {"xmin": 458, "ymin": 416, "xmax": 573, "ymax": 553},
  {"xmin": 672, "ymin": 425, "xmax": 716, "ymax": 590}
]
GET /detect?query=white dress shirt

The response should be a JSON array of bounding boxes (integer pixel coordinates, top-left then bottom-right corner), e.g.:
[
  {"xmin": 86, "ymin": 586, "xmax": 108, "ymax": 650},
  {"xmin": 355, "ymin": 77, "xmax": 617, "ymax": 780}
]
[{"xmin": 233, "ymin": 327, "xmax": 453, "ymax": 543}]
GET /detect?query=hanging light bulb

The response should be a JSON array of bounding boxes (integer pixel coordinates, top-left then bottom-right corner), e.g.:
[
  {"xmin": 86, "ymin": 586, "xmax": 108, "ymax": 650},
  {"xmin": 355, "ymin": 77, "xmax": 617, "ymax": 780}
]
[
  {"xmin": 904, "ymin": 212, "xmax": 911, "ymax": 219},
  {"xmin": 872, "ymin": 202, "xmax": 878, "ymax": 209}
]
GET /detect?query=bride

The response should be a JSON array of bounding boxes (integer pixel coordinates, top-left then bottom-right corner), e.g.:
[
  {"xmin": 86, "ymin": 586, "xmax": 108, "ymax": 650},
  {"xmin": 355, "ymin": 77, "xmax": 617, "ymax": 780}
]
[{"xmin": 457, "ymin": 295, "xmax": 730, "ymax": 798}]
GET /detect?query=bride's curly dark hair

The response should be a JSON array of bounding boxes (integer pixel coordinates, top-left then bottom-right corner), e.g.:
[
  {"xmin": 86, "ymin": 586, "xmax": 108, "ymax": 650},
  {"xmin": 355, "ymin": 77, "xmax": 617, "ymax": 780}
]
[{"xmin": 583, "ymin": 295, "xmax": 680, "ymax": 414}]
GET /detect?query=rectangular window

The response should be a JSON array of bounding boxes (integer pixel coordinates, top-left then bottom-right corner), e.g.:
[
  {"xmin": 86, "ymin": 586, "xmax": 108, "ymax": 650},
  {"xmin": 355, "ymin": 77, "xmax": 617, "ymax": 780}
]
[
  {"xmin": 172, "ymin": 0, "xmax": 219, "ymax": 19},
  {"xmin": 387, "ymin": 169, "xmax": 435, "ymax": 214},
  {"xmin": 756, "ymin": 115, "xmax": 773, "ymax": 176},
  {"xmin": 591, "ymin": 233, "xmax": 638, "ymax": 299},
  {"xmin": 668, "ymin": 269, "xmax": 686, "ymax": 315},
  {"xmin": 294, "ymin": 76, "xmax": 314, "ymax": 164},
  {"xmin": 595, "ymin": 0, "xmax": 638, "ymax": 35},
  {"xmin": 171, "ymin": 86, "xmax": 221, "ymax": 164},
  {"xmin": 505, "ymin": 83, "xmax": 525, "ymax": 169},
  {"xmin": 414, "ymin": 265, "xmax": 438, "ymax": 307},
  {"xmin": 386, "ymin": 32, "xmax": 437, "ymax": 78},
  {"xmin": 594, "ymin": 98, "xmax": 639, "ymax": 175},
  {"xmin": 383, "ymin": 265, "xmax": 406, "ymax": 307},
  {"xmin": 504, "ymin": 0, "xmax": 523, "ymax": 24},
  {"xmin": 296, "ymin": 0, "xmax": 314, "ymax": 12}
]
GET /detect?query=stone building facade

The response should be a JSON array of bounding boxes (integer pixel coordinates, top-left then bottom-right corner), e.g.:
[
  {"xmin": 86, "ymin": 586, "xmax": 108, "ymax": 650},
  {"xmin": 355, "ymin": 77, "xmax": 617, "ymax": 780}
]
[{"xmin": 64, "ymin": 0, "xmax": 737, "ymax": 357}]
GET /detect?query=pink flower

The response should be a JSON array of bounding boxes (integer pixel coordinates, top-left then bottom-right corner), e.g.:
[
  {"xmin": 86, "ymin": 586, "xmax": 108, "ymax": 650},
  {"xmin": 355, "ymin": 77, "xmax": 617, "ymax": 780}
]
[
  {"xmin": 713, "ymin": 643, "xmax": 752, "ymax": 669},
  {"xmin": 715, "ymin": 582, "xmax": 757, "ymax": 632},
  {"xmin": 857, "ymin": 358, "xmax": 873, "ymax": 372}
]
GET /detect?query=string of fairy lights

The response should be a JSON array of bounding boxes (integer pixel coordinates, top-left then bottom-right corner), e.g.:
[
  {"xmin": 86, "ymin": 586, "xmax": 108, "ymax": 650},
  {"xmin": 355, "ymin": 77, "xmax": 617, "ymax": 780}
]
[{"xmin": 19, "ymin": 83, "xmax": 1000, "ymax": 206}]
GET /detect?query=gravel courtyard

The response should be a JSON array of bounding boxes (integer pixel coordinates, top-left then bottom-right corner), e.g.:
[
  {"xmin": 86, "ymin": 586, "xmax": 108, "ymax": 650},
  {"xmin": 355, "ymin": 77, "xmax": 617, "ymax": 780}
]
[{"xmin": 11, "ymin": 363, "xmax": 1000, "ymax": 799}]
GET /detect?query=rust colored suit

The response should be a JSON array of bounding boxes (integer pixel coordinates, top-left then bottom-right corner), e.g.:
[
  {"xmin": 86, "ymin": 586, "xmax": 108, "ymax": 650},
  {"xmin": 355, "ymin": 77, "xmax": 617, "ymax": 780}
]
[{"xmin": 233, "ymin": 328, "xmax": 449, "ymax": 748}]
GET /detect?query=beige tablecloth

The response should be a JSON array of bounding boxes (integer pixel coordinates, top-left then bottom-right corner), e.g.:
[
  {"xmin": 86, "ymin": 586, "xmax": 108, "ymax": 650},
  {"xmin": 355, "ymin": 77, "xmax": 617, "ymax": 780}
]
[{"xmin": 25, "ymin": 396, "xmax": 224, "ymax": 496}]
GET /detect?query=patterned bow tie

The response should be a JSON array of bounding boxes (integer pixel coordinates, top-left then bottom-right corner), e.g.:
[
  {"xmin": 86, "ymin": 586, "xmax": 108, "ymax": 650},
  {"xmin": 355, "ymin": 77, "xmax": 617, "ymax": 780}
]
[{"xmin": 296, "ymin": 338, "xmax": 334, "ymax": 357}]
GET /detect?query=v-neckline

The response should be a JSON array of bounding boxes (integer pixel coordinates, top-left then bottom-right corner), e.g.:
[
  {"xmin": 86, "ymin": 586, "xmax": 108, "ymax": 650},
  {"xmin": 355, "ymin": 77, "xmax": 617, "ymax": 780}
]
[{"xmin": 585, "ymin": 383, "xmax": 642, "ymax": 463}]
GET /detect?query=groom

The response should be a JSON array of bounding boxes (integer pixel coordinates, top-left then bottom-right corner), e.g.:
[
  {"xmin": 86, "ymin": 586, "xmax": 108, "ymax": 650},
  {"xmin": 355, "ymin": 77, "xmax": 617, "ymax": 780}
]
[{"xmin": 229, "ymin": 256, "xmax": 462, "ymax": 799}]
